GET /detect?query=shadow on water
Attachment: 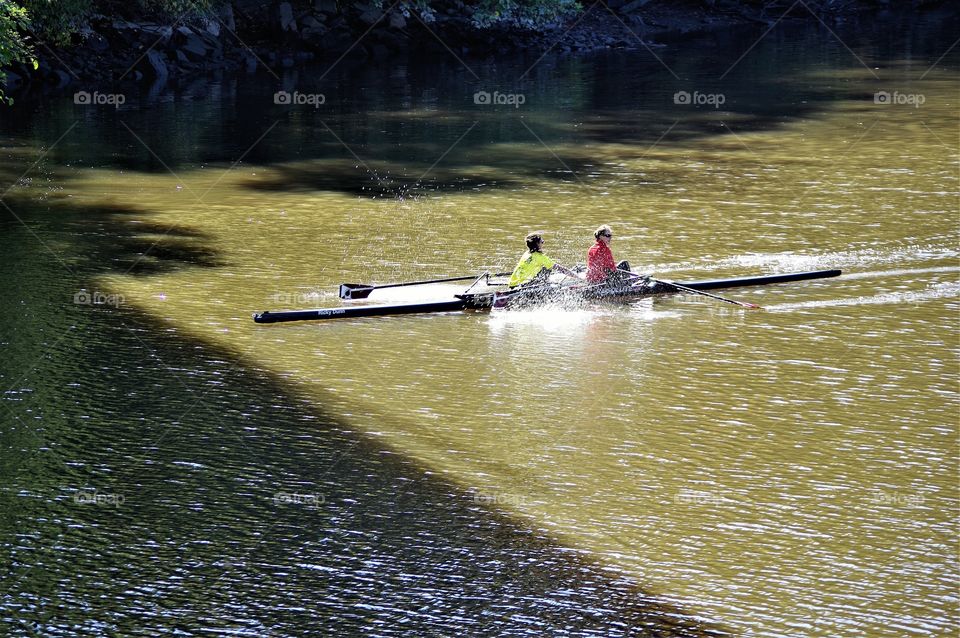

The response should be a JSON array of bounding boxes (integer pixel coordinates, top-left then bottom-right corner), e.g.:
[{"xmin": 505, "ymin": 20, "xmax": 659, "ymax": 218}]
[
  {"xmin": 11, "ymin": 13, "xmax": 960, "ymax": 199},
  {"xmin": 0, "ymin": 194, "xmax": 731, "ymax": 635}
]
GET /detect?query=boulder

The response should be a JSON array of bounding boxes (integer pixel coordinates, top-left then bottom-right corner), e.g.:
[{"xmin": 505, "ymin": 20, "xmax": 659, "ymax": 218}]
[
  {"xmin": 389, "ymin": 11, "xmax": 406, "ymax": 29},
  {"xmin": 84, "ymin": 29, "xmax": 111, "ymax": 52},
  {"xmin": 359, "ymin": 8, "xmax": 382, "ymax": 24},
  {"xmin": 3, "ymin": 70, "xmax": 23, "ymax": 90},
  {"xmin": 620, "ymin": 0, "xmax": 653, "ymax": 13},
  {"xmin": 108, "ymin": 21, "xmax": 141, "ymax": 47},
  {"xmin": 219, "ymin": 3, "xmax": 236, "ymax": 31},
  {"xmin": 140, "ymin": 24, "xmax": 173, "ymax": 45},
  {"xmin": 278, "ymin": 2, "xmax": 298, "ymax": 32},
  {"xmin": 301, "ymin": 15, "xmax": 324, "ymax": 29},
  {"xmin": 203, "ymin": 18, "xmax": 220, "ymax": 38},
  {"xmin": 52, "ymin": 69, "xmax": 72, "ymax": 87},
  {"xmin": 315, "ymin": 0, "xmax": 337, "ymax": 13},
  {"xmin": 141, "ymin": 49, "xmax": 169, "ymax": 80},
  {"xmin": 176, "ymin": 26, "xmax": 209, "ymax": 59}
]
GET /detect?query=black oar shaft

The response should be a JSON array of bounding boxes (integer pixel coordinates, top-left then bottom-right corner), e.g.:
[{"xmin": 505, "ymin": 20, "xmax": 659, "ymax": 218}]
[
  {"xmin": 340, "ymin": 272, "xmax": 512, "ymax": 299},
  {"xmin": 653, "ymin": 278, "xmax": 761, "ymax": 309}
]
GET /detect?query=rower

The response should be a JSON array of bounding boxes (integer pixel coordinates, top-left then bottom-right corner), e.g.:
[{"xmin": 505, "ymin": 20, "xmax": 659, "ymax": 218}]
[
  {"xmin": 586, "ymin": 224, "xmax": 632, "ymax": 284},
  {"xmin": 508, "ymin": 232, "xmax": 579, "ymax": 288}
]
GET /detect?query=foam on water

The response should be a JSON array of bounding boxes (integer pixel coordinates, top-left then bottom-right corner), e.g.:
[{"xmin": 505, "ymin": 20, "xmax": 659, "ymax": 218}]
[
  {"xmin": 766, "ymin": 281, "xmax": 960, "ymax": 312},
  {"xmin": 646, "ymin": 244, "xmax": 960, "ymax": 277}
]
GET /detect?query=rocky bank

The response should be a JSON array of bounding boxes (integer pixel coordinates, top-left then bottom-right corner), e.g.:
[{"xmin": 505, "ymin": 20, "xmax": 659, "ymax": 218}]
[{"xmin": 1, "ymin": 0, "xmax": 949, "ymax": 94}]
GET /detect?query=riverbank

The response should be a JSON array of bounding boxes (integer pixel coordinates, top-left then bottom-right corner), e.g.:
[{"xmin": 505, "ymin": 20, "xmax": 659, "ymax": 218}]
[{"xmin": 3, "ymin": 0, "xmax": 948, "ymax": 95}]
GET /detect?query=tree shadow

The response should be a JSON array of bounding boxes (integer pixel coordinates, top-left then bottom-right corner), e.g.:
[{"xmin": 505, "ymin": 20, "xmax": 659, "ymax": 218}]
[
  {"xmin": 0, "ymin": 185, "xmax": 733, "ymax": 637},
  {"xmin": 2, "ymin": 291, "xmax": 735, "ymax": 636}
]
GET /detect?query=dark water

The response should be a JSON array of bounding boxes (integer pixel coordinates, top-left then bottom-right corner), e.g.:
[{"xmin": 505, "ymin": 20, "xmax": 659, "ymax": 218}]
[{"xmin": 2, "ymin": 10, "xmax": 958, "ymax": 637}]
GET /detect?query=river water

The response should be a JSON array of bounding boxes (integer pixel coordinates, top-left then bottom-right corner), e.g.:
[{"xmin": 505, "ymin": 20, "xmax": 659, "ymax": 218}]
[{"xmin": 2, "ymin": 12, "xmax": 958, "ymax": 638}]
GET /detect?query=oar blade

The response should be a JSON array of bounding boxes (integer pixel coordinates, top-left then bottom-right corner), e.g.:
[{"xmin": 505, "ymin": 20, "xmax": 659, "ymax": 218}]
[{"xmin": 339, "ymin": 284, "xmax": 373, "ymax": 300}]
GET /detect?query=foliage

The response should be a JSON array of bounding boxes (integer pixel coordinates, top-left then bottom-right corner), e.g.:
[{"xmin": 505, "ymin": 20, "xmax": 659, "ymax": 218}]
[
  {"xmin": 383, "ymin": 0, "xmax": 580, "ymax": 29},
  {"xmin": 19, "ymin": 0, "xmax": 93, "ymax": 45},
  {"xmin": 469, "ymin": 0, "xmax": 580, "ymax": 29},
  {"xmin": 0, "ymin": 2, "xmax": 36, "ymax": 105},
  {"xmin": 138, "ymin": 0, "xmax": 222, "ymax": 18},
  {"xmin": 18, "ymin": 0, "xmax": 224, "ymax": 45}
]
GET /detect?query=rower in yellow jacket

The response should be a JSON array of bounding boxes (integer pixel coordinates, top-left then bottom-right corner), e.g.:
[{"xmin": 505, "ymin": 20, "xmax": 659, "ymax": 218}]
[{"xmin": 509, "ymin": 232, "xmax": 580, "ymax": 287}]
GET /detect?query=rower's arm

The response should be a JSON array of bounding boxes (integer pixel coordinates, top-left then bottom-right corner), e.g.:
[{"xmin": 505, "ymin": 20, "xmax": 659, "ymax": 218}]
[{"xmin": 553, "ymin": 264, "xmax": 584, "ymax": 279}]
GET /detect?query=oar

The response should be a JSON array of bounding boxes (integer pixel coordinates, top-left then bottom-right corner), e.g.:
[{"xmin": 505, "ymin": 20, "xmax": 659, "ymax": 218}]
[
  {"xmin": 340, "ymin": 272, "xmax": 512, "ymax": 299},
  {"xmin": 617, "ymin": 269, "xmax": 761, "ymax": 309}
]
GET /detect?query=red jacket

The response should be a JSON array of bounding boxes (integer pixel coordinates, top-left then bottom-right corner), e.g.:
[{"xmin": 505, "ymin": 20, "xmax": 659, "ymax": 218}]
[{"xmin": 587, "ymin": 240, "xmax": 616, "ymax": 283}]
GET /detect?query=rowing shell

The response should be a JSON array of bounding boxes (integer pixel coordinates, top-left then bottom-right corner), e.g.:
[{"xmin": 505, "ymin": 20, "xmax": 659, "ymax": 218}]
[{"xmin": 252, "ymin": 269, "xmax": 841, "ymax": 324}]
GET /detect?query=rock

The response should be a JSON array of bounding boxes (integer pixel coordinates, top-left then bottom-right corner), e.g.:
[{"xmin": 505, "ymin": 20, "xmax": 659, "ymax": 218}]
[
  {"xmin": 389, "ymin": 11, "xmax": 406, "ymax": 29},
  {"xmin": 142, "ymin": 49, "xmax": 169, "ymax": 80},
  {"xmin": 176, "ymin": 50, "xmax": 191, "ymax": 65},
  {"xmin": 278, "ymin": 2, "xmax": 297, "ymax": 32},
  {"xmin": 315, "ymin": 0, "xmax": 337, "ymax": 13},
  {"xmin": 176, "ymin": 26, "xmax": 209, "ymax": 59},
  {"xmin": 302, "ymin": 25, "xmax": 328, "ymax": 41},
  {"xmin": 301, "ymin": 15, "xmax": 323, "ymax": 29},
  {"xmin": 359, "ymin": 8, "xmax": 382, "ymax": 25},
  {"xmin": 281, "ymin": 56, "xmax": 295, "ymax": 67},
  {"xmin": 219, "ymin": 3, "xmax": 236, "ymax": 31},
  {"xmin": 85, "ymin": 30, "xmax": 110, "ymax": 52},
  {"xmin": 140, "ymin": 24, "xmax": 173, "ymax": 45},
  {"xmin": 3, "ymin": 70, "xmax": 23, "ymax": 90},
  {"xmin": 621, "ymin": 0, "xmax": 653, "ymax": 12},
  {"xmin": 52, "ymin": 69, "xmax": 72, "ymax": 87},
  {"xmin": 203, "ymin": 18, "xmax": 220, "ymax": 37}
]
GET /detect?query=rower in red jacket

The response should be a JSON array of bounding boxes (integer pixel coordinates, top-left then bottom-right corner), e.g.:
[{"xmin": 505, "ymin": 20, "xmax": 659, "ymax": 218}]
[{"xmin": 586, "ymin": 224, "xmax": 632, "ymax": 283}]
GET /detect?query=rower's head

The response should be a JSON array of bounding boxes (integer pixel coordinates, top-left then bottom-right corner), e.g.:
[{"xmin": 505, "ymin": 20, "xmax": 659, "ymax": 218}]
[
  {"xmin": 595, "ymin": 225, "xmax": 613, "ymax": 244},
  {"xmin": 525, "ymin": 232, "xmax": 543, "ymax": 251}
]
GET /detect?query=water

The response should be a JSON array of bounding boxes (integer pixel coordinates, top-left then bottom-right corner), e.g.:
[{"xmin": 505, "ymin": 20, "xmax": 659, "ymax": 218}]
[{"xmin": 2, "ymin": 12, "xmax": 958, "ymax": 637}]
